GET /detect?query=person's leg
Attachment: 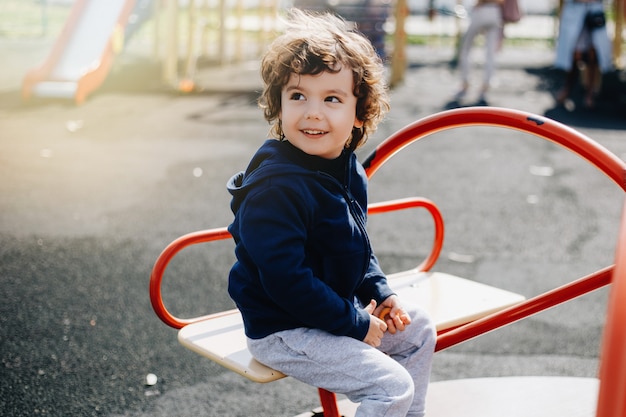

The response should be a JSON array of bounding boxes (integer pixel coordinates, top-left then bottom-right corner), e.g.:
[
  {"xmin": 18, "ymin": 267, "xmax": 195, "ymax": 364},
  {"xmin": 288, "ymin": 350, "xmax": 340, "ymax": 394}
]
[
  {"xmin": 481, "ymin": 22, "xmax": 501, "ymax": 101},
  {"xmin": 584, "ymin": 47, "xmax": 599, "ymax": 108},
  {"xmin": 457, "ymin": 9, "xmax": 485, "ymax": 99},
  {"xmin": 379, "ymin": 303, "xmax": 436, "ymax": 417},
  {"xmin": 558, "ymin": 27, "xmax": 588, "ymax": 104},
  {"xmin": 557, "ymin": 52, "xmax": 580, "ymax": 104},
  {"xmin": 248, "ymin": 327, "xmax": 416, "ymax": 417}
]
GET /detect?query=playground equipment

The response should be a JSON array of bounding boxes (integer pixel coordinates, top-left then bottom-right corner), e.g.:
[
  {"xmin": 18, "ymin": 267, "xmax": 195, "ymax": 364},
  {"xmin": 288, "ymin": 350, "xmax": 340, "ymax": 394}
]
[
  {"xmin": 20, "ymin": 0, "xmax": 626, "ymax": 103},
  {"xmin": 150, "ymin": 107, "xmax": 626, "ymax": 416},
  {"xmin": 22, "ymin": 0, "xmax": 137, "ymax": 104},
  {"xmin": 20, "ymin": 0, "xmax": 281, "ymax": 101}
]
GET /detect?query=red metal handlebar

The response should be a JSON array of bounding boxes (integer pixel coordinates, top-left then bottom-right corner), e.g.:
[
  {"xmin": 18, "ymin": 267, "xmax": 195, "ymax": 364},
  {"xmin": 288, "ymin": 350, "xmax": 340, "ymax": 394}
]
[
  {"xmin": 149, "ymin": 227, "xmax": 232, "ymax": 329},
  {"xmin": 152, "ymin": 107, "xmax": 626, "ymax": 344},
  {"xmin": 149, "ymin": 198, "xmax": 444, "ymax": 329},
  {"xmin": 368, "ymin": 197, "xmax": 444, "ymax": 272},
  {"xmin": 596, "ymin": 199, "xmax": 626, "ymax": 417},
  {"xmin": 435, "ymin": 265, "xmax": 614, "ymax": 351},
  {"xmin": 363, "ymin": 107, "xmax": 626, "ymax": 191},
  {"xmin": 361, "ymin": 107, "xmax": 626, "ymax": 353}
]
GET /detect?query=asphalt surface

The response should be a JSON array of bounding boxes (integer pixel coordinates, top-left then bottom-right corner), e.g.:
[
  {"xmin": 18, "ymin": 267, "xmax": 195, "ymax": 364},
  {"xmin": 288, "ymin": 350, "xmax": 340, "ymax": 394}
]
[{"xmin": 1, "ymin": 37, "xmax": 626, "ymax": 417}]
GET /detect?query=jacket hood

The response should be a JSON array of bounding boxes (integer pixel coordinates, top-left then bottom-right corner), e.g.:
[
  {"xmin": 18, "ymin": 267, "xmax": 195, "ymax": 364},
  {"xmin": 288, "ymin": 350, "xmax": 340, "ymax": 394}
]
[{"xmin": 227, "ymin": 140, "xmax": 319, "ymax": 213}]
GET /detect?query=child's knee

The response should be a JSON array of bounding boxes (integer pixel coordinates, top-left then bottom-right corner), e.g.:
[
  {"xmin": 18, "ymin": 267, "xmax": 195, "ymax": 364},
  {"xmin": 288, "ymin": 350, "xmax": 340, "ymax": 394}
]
[
  {"xmin": 386, "ymin": 370, "xmax": 415, "ymax": 408},
  {"xmin": 353, "ymin": 366, "xmax": 414, "ymax": 415},
  {"xmin": 422, "ymin": 318, "xmax": 437, "ymax": 350},
  {"xmin": 407, "ymin": 305, "xmax": 437, "ymax": 348}
]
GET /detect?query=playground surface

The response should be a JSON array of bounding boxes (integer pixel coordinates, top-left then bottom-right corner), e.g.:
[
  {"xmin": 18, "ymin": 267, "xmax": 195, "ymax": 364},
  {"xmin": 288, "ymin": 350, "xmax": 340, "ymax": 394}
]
[{"xmin": 1, "ymin": 27, "xmax": 626, "ymax": 417}]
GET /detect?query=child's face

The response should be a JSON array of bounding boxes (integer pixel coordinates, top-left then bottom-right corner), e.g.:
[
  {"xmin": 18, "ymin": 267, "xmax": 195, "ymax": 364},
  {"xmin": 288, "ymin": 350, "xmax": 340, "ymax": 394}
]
[{"xmin": 280, "ymin": 67, "xmax": 363, "ymax": 159}]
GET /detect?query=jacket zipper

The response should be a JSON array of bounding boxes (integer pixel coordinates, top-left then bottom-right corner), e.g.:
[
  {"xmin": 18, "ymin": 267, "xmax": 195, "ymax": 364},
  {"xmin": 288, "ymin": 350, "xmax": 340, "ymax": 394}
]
[{"xmin": 319, "ymin": 170, "xmax": 372, "ymax": 281}]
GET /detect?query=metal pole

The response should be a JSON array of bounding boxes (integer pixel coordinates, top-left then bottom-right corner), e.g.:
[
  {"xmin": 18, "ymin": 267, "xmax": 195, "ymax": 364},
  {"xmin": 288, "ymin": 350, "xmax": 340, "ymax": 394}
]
[
  {"xmin": 163, "ymin": 0, "xmax": 179, "ymax": 87},
  {"xmin": 390, "ymin": 0, "xmax": 408, "ymax": 87},
  {"xmin": 219, "ymin": 0, "xmax": 226, "ymax": 65},
  {"xmin": 235, "ymin": 0, "xmax": 243, "ymax": 62},
  {"xmin": 181, "ymin": 0, "xmax": 197, "ymax": 90}
]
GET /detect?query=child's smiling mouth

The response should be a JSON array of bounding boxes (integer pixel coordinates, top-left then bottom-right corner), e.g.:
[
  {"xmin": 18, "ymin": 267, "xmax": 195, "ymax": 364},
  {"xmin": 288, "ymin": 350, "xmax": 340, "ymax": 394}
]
[{"xmin": 302, "ymin": 129, "xmax": 327, "ymax": 136}]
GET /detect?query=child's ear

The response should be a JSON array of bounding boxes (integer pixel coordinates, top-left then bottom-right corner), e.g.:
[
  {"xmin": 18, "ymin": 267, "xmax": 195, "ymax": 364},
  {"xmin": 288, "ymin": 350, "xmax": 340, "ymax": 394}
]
[{"xmin": 354, "ymin": 118, "xmax": 364, "ymax": 128}]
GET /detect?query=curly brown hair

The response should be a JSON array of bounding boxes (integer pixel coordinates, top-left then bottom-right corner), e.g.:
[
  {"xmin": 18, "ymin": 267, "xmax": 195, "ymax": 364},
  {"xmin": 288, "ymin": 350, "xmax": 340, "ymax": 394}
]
[{"xmin": 258, "ymin": 9, "xmax": 390, "ymax": 150}]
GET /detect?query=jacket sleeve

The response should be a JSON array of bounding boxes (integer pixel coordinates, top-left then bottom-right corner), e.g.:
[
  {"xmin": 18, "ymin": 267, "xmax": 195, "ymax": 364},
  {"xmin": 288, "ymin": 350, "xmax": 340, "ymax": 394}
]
[
  {"xmin": 237, "ymin": 182, "xmax": 371, "ymax": 340},
  {"xmin": 355, "ymin": 254, "xmax": 396, "ymax": 307}
]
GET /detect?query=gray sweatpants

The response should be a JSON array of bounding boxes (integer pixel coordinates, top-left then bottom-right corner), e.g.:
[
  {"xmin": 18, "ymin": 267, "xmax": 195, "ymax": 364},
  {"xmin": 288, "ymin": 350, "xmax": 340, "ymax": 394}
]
[{"xmin": 247, "ymin": 303, "xmax": 436, "ymax": 417}]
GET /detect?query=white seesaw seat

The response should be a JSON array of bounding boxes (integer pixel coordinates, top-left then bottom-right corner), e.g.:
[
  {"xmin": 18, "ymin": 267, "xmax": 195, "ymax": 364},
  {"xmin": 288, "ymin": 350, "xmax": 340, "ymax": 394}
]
[
  {"xmin": 297, "ymin": 376, "xmax": 599, "ymax": 417},
  {"xmin": 178, "ymin": 270, "xmax": 525, "ymax": 384}
]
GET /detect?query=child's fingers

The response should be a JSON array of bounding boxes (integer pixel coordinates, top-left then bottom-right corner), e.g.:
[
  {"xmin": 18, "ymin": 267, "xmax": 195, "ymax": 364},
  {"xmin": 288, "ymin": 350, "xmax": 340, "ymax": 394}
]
[
  {"xmin": 392, "ymin": 314, "xmax": 407, "ymax": 331},
  {"xmin": 377, "ymin": 316, "xmax": 388, "ymax": 333},
  {"xmin": 379, "ymin": 306, "xmax": 412, "ymax": 333},
  {"xmin": 364, "ymin": 299, "xmax": 377, "ymax": 314},
  {"xmin": 390, "ymin": 308, "xmax": 410, "ymax": 323},
  {"xmin": 378, "ymin": 307, "xmax": 391, "ymax": 320}
]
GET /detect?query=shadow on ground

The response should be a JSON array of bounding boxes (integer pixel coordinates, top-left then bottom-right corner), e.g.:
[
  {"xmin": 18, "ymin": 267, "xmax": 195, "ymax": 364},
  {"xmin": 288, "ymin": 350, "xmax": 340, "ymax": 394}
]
[
  {"xmin": 532, "ymin": 67, "xmax": 626, "ymax": 131},
  {"xmin": 440, "ymin": 62, "xmax": 626, "ymax": 131}
]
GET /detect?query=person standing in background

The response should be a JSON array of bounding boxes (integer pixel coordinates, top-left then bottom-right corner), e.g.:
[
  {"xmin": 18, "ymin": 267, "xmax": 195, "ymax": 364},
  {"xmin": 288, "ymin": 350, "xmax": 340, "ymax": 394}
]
[
  {"xmin": 454, "ymin": 0, "xmax": 505, "ymax": 105},
  {"xmin": 554, "ymin": 0, "xmax": 613, "ymax": 109}
]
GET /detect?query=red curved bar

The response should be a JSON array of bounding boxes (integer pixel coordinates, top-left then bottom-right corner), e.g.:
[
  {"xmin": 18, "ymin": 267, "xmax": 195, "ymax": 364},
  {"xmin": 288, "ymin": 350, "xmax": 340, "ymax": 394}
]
[
  {"xmin": 435, "ymin": 265, "xmax": 613, "ymax": 350},
  {"xmin": 153, "ymin": 107, "xmax": 626, "ymax": 350},
  {"xmin": 363, "ymin": 107, "xmax": 626, "ymax": 191},
  {"xmin": 149, "ymin": 227, "xmax": 232, "ymax": 329},
  {"xmin": 359, "ymin": 106, "xmax": 626, "ymax": 352},
  {"xmin": 596, "ymin": 200, "xmax": 626, "ymax": 417},
  {"xmin": 151, "ymin": 198, "xmax": 445, "ymax": 329},
  {"xmin": 368, "ymin": 197, "xmax": 444, "ymax": 272}
]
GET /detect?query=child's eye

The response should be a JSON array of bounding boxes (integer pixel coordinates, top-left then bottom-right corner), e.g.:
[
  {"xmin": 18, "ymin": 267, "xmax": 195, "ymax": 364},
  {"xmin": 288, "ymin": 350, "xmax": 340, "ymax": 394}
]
[
  {"xmin": 290, "ymin": 92, "xmax": 305, "ymax": 100},
  {"xmin": 325, "ymin": 96, "xmax": 341, "ymax": 103}
]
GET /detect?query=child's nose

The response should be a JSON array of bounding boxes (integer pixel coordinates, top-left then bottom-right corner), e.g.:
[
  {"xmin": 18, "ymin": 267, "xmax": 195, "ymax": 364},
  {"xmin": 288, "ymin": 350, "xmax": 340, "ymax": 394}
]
[{"xmin": 304, "ymin": 103, "xmax": 323, "ymax": 120}]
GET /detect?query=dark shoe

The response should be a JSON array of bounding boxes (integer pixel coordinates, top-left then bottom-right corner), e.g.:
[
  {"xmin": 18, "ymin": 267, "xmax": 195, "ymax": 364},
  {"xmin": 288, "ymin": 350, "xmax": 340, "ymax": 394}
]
[
  {"xmin": 475, "ymin": 95, "xmax": 489, "ymax": 106},
  {"xmin": 453, "ymin": 88, "xmax": 467, "ymax": 103}
]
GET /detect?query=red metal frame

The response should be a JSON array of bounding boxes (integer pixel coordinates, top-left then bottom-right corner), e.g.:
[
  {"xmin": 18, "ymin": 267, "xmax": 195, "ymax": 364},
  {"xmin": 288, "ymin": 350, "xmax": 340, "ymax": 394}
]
[
  {"xmin": 149, "ymin": 197, "xmax": 443, "ymax": 330},
  {"xmin": 149, "ymin": 198, "xmax": 443, "ymax": 417},
  {"xmin": 362, "ymin": 107, "xmax": 626, "ymax": 189},
  {"xmin": 149, "ymin": 227, "xmax": 232, "ymax": 329},
  {"xmin": 596, "ymin": 199, "xmax": 626, "ymax": 417},
  {"xmin": 360, "ymin": 107, "xmax": 626, "ymax": 354},
  {"xmin": 435, "ymin": 266, "xmax": 613, "ymax": 349},
  {"xmin": 150, "ymin": 107, "xmax": 626, "ymax": 417},
  {"xmin": 318, "ymin": 389, "xmax": 341, "ymax": 417},
  {"xmin": 366, "ymin": 197, "xmax": 444, "ymax": 272}
]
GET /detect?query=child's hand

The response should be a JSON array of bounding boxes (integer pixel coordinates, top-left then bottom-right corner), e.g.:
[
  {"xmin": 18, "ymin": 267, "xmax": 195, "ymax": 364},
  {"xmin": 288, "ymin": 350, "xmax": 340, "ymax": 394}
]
[
  {"xmin": 375, "ymin": 295, "xmax": 411, "ymax": 334},
  {"xmin": 363, "ymin": 300, "xmax": 387, "ymax": 347}
]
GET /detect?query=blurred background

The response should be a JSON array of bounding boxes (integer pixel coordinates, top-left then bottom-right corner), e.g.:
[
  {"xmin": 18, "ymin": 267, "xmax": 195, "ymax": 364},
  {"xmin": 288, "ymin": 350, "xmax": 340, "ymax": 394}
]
[{"xmin": 2, "ymin": 0, "xmax": 624, "ymax": 103}]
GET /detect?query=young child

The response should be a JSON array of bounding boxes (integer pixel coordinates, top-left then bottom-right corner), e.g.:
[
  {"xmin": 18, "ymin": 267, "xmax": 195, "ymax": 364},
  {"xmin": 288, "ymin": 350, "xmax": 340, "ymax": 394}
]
[{"xmin": 227, "ymin": 9, "xmax": 436, "ymax": 417}]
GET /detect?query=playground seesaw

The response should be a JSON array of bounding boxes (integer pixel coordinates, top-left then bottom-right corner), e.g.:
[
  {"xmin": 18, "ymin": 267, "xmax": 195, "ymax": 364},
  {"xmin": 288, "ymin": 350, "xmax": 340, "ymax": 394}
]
[{"xmin": 150, "ymin": 107, "xmax": 626, "ymax": 417}]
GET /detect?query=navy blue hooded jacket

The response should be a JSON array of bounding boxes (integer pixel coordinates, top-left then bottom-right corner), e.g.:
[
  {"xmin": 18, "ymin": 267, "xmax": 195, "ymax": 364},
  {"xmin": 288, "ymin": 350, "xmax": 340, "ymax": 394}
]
[{"xmin": 227, "ymin": 139, "xmax": 395, "ymax": 341}]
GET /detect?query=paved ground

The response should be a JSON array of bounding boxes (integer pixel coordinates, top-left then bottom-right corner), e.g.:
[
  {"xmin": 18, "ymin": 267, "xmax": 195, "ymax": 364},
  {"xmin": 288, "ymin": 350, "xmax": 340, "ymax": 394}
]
[{"xmin": 1, "ymin": 34, "xmax": 626, "ymax": 417}]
